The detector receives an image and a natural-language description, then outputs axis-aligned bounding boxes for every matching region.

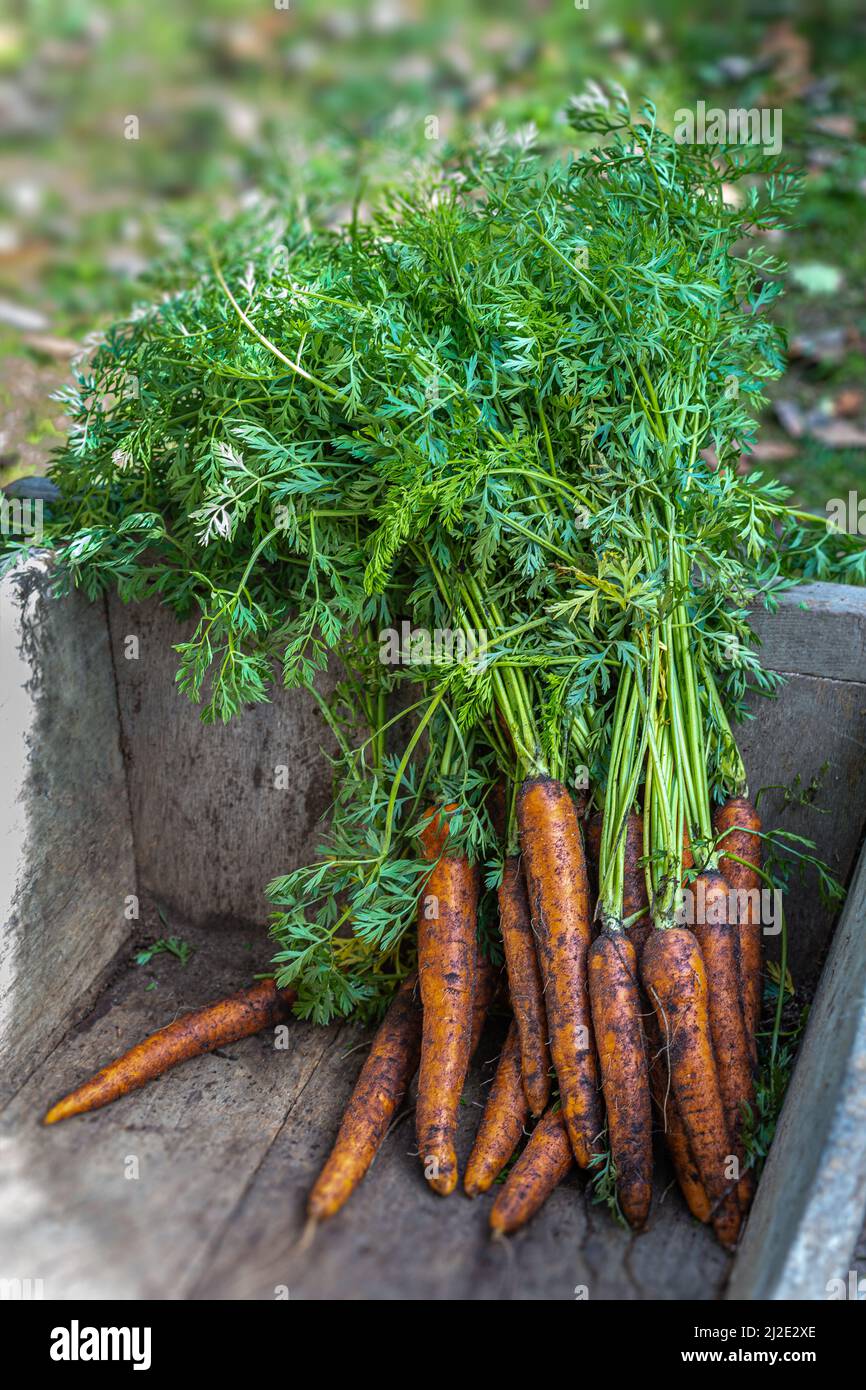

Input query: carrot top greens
[26,91,853,1022]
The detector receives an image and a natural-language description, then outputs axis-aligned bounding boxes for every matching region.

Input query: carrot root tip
[43,1099,76,1126]
[297,1216,319,1254]
[427,1171,458,1197]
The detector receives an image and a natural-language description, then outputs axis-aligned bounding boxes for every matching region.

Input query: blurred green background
[1,0,865,512]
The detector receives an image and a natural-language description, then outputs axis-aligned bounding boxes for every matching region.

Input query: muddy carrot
[714,796,763,1061]
[647,787,707,1229]
[498,856,551,1114]
[422,804,497,1057]
[489,1106,574,1235]
[586,810,602,903]
[416,808,479,1196]
[419,801,459,860]
[464,1020,529,1197]
[517,776,602,1168]
[308,974,422,1221]
[621,812,650,951]
[645,1006,712,1223]
[692,872,756,1211]
[682,827,695,875]
[641,927,741,1249]
[588,930,652,1229]
[587,812,650,955]
[43,979,296,1125]
[470,944,501,1057]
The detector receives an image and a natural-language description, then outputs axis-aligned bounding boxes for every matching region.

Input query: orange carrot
[588,930,652,1229]
[489,1106,574,1235]
[419,800,459,860]
[714,796,763,1062]
[586,811,650,955]
[416,808,479,1196]
[470,944,501,1057]
[464,1020,529,1197]
[682,826,695,875]
[308,974,422,1221]
[498,856,551,1114]
[691,872,756,1211]
[590,815,708,1222]
[43,979,295,1125]
[585,809,602,904]
[421,803,494,1059]
[517,776,602,1168]
[640,928,741,1250]
[645,1007,711,1223]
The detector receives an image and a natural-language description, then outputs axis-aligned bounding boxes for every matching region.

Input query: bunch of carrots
[45,770,763,1248]
[40,97,850,1247]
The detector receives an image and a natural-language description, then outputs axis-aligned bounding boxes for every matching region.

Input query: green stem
[379,685,446,861]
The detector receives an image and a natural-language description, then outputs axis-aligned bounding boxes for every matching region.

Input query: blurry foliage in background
[1,0,865,513]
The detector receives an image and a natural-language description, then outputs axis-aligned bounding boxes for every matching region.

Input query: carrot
[419,801,458,860]
[645,1007,712,1224]
[43,979,296,1125]
[585,809,602,903]
[691,871,756,1211]
[421,803,496,1059]
[416,808,480,1196]
[621,812,650,944]
[640,927,741,1249]
[489,1106,574,1235]
[586,811,650,955]
[487,778,508,843]
[308,973,422,1221]
[588,931,652,1229]
[498,856,551,1114]
[592,815,707,1222]
[714,796,763,1062]
[682,825,695,874]
[470,944,501,1057]
[464,1020,529,1197]
[517,776,602,1168]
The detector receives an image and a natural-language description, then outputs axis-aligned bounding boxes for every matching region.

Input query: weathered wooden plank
[737,672,866,989]
[0,557,136,1106]
[0,903,336,1299]
[727,841,866,1300]
[750,582,866,683]
[106,592,339,930]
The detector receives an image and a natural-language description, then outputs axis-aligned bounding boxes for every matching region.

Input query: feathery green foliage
[27,91,854,1020]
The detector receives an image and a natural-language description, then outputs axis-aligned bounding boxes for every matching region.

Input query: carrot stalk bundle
[640,927,742,1250]
[489,1106,574,1235]
[464,1020,529,1197]
[517,776,602,1168]
[416,811,480,1196]
[498,856,551,1115]
[43,979,296,1125]
[588,931,652,1229]
[691,872,756,1211]
[714,796,763,1062]
[308,973,422,1221]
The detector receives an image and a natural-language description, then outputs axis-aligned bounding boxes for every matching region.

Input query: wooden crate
[1,559,865,1300]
